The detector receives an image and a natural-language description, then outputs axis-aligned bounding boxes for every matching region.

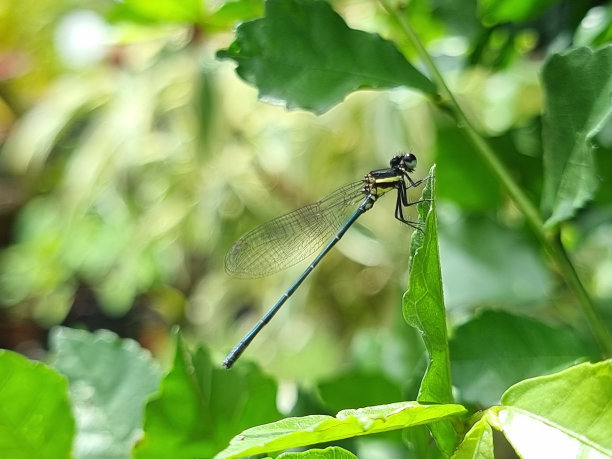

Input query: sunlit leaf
[478,0,560,23]
[134,333,281,459]
[541,45,612,228]
[404,166,452,405]
[450,310,597,406]
[451,417,494,459]
[277,446,357,458]
[109,0,203,24]
[208,0,264,29]
[50,327,162,459]
[0,350,74,459]
[215,401,467,459]
[217,0,435,113]
[498,360,612,458]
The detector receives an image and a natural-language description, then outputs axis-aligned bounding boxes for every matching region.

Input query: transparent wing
[225,180,367,278]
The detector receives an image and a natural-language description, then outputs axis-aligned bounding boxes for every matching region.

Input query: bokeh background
[1,0,611,390]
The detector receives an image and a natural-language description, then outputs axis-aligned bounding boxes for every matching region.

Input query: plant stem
[379,0,612,356]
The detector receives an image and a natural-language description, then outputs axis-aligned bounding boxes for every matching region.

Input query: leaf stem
[379,0,612,356]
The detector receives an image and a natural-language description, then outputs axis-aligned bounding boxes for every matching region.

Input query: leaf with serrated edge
[541,46,612,227]
[215,401,466,458]
[217,0,435,113]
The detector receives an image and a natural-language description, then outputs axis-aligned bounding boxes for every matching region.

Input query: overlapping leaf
[277,446,357,458]
[451,417,494,459]
[450,310,597,406]
[541,45,612,227]
[133,334,281,459]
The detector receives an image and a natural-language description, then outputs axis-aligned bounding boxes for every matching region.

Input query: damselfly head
[390,152,417,173]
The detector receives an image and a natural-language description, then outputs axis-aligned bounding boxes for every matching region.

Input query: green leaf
[109,0,203,24]
[277,446,357,458]
[450,310,598,407]
[498,360,612,458]
[217,0,435,113]
[451,417,494,459]
[404,167,458,455]
[317,370,403,413]
[478,0,560,23]
[215,401,467,459]
[207,0,264,29]
[49,327,162,459]
[404,166,452,405]
[0,349,75,459]
[134,333,281,459]
[541,45,612,228]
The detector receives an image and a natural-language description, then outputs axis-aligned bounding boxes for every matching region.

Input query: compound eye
[403,153,417,170]
[389,155,401,167]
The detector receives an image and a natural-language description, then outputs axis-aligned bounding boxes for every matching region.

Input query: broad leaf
[217,0,435,113]
[450,310,597,406]
[451,417,494,459]
[498,360,612,458]
[134,334,280,459]
[215,401,467,459]
[49,327,162,459]
[541,45,612,227]
[0,350,74,459]
[277,446,357,458]
[404,166,452,405]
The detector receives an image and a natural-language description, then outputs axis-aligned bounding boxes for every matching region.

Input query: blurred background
[1,0,611,390]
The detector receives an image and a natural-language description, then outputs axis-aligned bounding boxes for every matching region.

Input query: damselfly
[223,153,426,368]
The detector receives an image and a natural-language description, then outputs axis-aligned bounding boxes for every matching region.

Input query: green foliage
[450,310,598,407]
[497,360,612,457]
[109,0,204,24]
[217,0,435,113]
[452,417,494,459]
[134,333,281,459]
[404,167,453,405]
[277,446,357,459]
[541,45,612,227]
[49,327,162,458]
[216,401,467,459]
[478,0,560,23]
[0,350,74,459]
